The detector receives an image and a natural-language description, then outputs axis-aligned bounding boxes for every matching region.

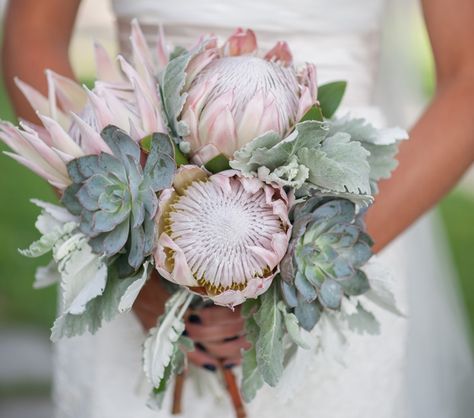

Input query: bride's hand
[184,306,250,371]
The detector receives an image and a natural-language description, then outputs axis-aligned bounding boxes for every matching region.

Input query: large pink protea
[180,28,317,165]
[154,166,292,307]
[0,21,167,189]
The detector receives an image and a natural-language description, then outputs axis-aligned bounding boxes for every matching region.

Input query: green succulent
[280,196,373,331]
[62,125,176,271]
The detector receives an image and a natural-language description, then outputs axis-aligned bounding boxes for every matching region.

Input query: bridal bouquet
[0,23,407,415]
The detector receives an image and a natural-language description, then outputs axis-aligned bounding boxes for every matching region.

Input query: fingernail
[224,363,236,369]
[195,342,207,352]
[223,335,239,342]
[188,314,202,324]
[202,364,216,372]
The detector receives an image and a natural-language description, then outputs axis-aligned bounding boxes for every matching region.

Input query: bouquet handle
[171,366,246,418]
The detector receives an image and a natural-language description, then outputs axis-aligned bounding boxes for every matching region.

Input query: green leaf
[241,316,265,402]
[300,105,324,122]
[140,134,153,153]
[173,144,189,166]
[169,46,188,61]
[277,302,311,349]
[161,45,204,138]
[254,283,284,387]
[317,81,347,119]
[204,154,231,173]
[297,132,371,195]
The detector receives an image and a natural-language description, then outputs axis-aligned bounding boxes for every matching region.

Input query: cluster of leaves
[20,200,152,341]
[61,126,176,273]
[231,81,408,206]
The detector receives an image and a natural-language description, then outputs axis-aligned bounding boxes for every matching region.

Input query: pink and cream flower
[180,28,318,165]
[154,166,292,307]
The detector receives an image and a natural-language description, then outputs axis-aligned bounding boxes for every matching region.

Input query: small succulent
[280,196,373,331]
[62,125,176,271]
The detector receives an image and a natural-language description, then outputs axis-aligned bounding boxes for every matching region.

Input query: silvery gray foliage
[231,117,407,203]
[240,282,311,403]
[230,121,372,202]
[51,263,152,341]
[61,125,176,270]
[327,116,408,193]
[280,196,373,331]
[160,40,210,139]
[143,289,195,409]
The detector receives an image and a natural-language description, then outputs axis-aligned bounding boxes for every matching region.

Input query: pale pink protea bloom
[0,21,167,189]
[154,166,292,307]
[180,28,318,165]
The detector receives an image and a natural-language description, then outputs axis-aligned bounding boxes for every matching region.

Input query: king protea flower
[180,28,318,165]
[0,21,167,189]
[154,166,292,307]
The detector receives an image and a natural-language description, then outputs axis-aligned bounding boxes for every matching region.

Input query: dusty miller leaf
[55,233,108,316]
[241,306,264,402]
[50,265,147,341]
[117,262,151,313]
[254,283,285,387]
[143,289,193,387]
[19,222,77,258]
[297,132,371,195]
[277,301,311,349]
[328,116,408,146]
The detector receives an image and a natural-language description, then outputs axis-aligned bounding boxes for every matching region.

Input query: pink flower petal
[264,41,293,66]
[224,28,258,56]
[94,42,123,83]
[155,233,199,287]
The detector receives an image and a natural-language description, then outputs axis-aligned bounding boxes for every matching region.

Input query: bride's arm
[366,0,474,252]
[2,0,81,121]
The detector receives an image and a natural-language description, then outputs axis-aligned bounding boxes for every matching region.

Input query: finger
[185,320,245,343]
[204,336,251,359]
[187,349,219,372]
[189,305,242,325]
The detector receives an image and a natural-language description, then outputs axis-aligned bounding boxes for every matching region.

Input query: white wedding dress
[53,1,474,417]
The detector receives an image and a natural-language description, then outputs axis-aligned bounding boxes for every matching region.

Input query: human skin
[2,0,474,367]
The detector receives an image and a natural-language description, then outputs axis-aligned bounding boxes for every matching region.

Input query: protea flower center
[167,176,284,292]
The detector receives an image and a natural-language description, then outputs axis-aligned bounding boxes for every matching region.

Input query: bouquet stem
[171,365,246,418]
[220,364,247,418]
[172,372,186,415]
